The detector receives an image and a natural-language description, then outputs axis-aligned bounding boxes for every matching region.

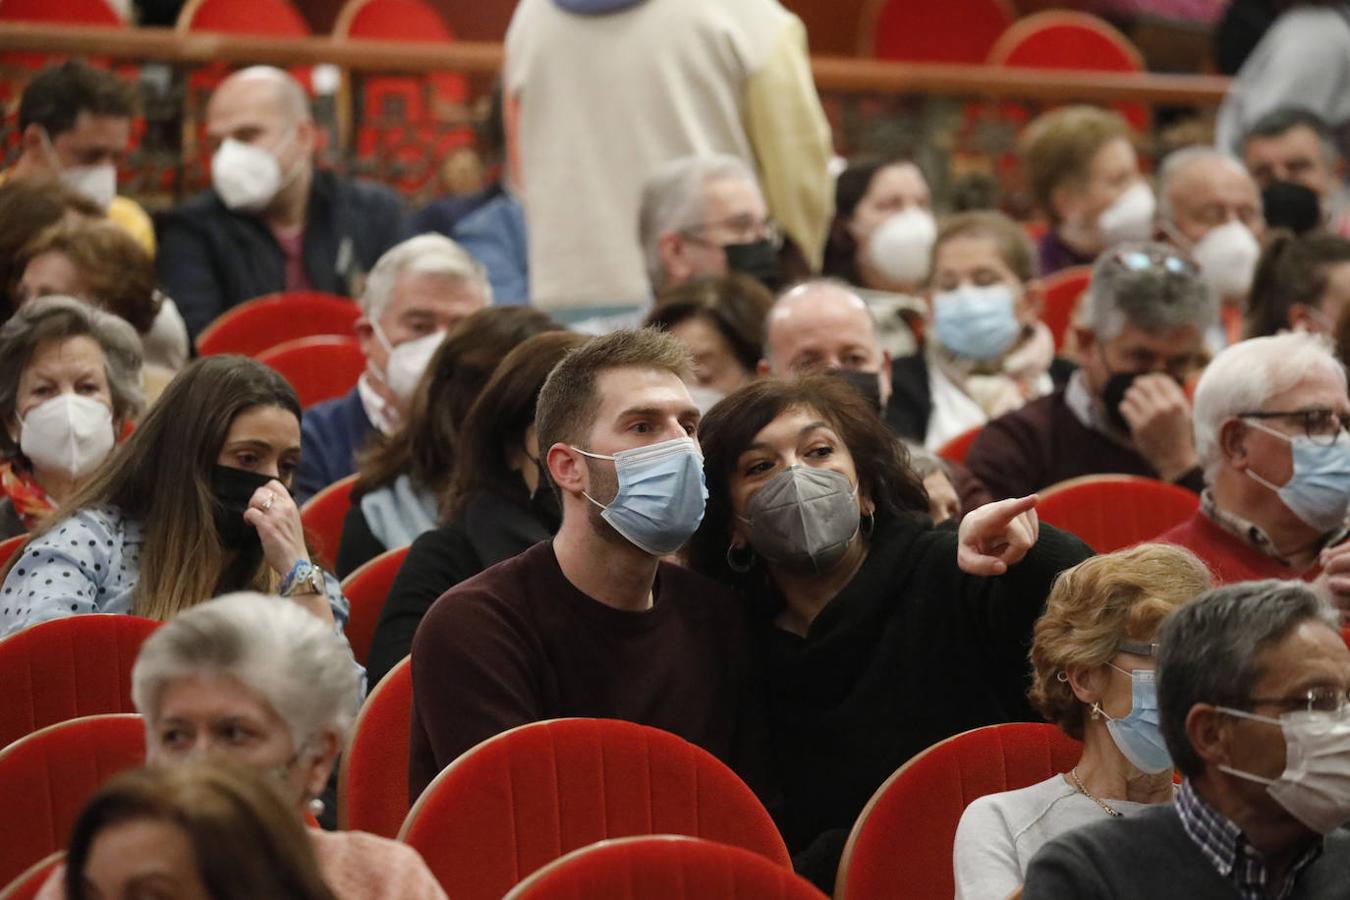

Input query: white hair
[1193,332,1347,482]
[1157,145,1254,226]
[639,154,760,289]
[131,592,362,751]
[360,233,492,320]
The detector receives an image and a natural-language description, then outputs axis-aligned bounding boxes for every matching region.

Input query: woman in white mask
[890,211,1066,451]
[689,375,1093,891]
[952,544,1212,899]
[1020,106,1156,276]
[0,295,143,540]
[823,158,938,357]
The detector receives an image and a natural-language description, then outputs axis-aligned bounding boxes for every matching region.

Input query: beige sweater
[506,0,833,310]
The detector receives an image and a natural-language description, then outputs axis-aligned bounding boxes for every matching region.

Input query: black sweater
[760,514,1091,878]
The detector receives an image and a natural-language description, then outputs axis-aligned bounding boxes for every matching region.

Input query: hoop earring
[860,512,875,539]
[726,543,755,574]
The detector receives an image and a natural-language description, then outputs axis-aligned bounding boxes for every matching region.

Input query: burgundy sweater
[408,540,766,800]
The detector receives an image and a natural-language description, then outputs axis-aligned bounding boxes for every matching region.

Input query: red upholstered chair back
[862,0,1014,63]
[299,473,359,573]
[0,715,146,889]
[338,655,412,837]
[836,722,1081,900]
[505,836,826,900]
[257,335,367,409]
[1037,475,1200,553]
[176,0,309,34]
[0,536,26,571]
[338,545,410,667]
[0,852,63,900]
[936,426,982,465]
[1040,265,1092,353]
[398,718,789,900]
[195,292,359,357]
[0,615,161,752]
[0,0,120,23]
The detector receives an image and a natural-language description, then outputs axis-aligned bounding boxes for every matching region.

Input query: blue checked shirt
[1176,780,1323,900]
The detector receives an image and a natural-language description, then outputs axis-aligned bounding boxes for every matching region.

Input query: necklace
[1069,767,1123,818]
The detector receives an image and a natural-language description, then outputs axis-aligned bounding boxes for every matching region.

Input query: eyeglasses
[680,214,781,248]
[1241,687,1350,715]
[1112,248,1199,278]
[1239,407,1350,446]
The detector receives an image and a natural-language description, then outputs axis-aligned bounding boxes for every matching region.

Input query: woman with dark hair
[365,330,585,685]
[645,273,773,407]
[689,375,1091,888]
[334,306,561,577]
[63,761,339,900]
[0,178,101,324]
[0,355,349,636]
[1244,229,1350,338]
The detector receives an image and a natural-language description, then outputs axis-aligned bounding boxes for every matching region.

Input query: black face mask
[830,367,884,414]
[210,464,273,554]
[1100,368,1185,435]
[1262,180,1323,236]
[723,238,782,292]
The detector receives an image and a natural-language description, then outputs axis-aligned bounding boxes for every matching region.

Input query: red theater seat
[1037,474,1200,553]
[195,292,359,358]
[338,655,412,837]
[338,545,410,668]
[0,615,161,752]
[936,426,983,466]
[257,336,367,409]
[505,836,826,900]
[1041,265,1092,352]
[299,474,359,573]
[0,852,63,900]
[862,0,1014,64]
[0,0,120,24]
[176,0,308,34]
[399,718,789,900]
[836,722,1081,900]
[0,536,26,571]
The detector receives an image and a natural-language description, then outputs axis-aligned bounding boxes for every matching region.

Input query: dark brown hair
[688,375,929,611]
[444,330,586,519]
[822,157,925,285]
[535,328,694,459]
[16,219,160,333]
[19,60,137,137]
[0,178,101,320]
[64,761,337,900]
[353,306,560,499]
[1245,229,1350,338]
[646,273,774,374]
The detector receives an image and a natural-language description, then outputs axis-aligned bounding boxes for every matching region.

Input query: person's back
[506,0,829,309]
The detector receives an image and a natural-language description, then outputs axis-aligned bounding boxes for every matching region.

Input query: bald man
[158,66,408,338]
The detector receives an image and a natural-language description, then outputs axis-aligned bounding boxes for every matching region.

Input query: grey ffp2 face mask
[739,466,860,574]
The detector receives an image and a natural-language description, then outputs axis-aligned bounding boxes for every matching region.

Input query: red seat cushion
[1038,475,1201,553]
[299,474,359,574]
[338,654,412,837]
[338,546,410,668]
[256,335,367,409]
[867,0,1014,64]
[195,292,359,358]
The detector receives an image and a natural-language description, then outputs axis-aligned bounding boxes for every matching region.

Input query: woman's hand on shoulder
[242,480,310,579]
[957,494,1039,576]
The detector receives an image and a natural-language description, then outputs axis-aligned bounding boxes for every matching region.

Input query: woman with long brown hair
[0,354,349,637]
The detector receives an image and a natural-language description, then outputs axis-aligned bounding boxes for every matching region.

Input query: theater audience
[888,211,1066,451]
[506,0,831,309]
[60,762,341,900]
[1023,581,1350,897]
[1159,332,1350,590]
[967,244,1214,501]
[408,330,767,798]
[295,235,491,503]
[953,544,1213,899]
[335,306,560,577]
[366,330,582,685]
[645,274,774,410]
[158,66,406,338]
[1245,231,1350,339]
[1019,106,1155,276]
[1157,146,1265,346]
[0,356,349,637]
[1239,108,1350,235]
[0,179,101,323]
[15,219,189,376]
[37,592,447,899]
[689,374,1092,889]
[3,61,154,255]
[0,297,144,541]
[639,155,781,296]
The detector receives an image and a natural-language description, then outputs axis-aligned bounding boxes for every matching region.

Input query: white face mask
[1189,220,1261,300]
[19,393,115,479]
[211,133,294,213]
[1097,181,1156,247]
[372,324,445,406]
[1217,705,1350,835]
[39,127,118,211]
[865,207,937,287]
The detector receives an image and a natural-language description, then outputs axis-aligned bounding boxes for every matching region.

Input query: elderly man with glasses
[1159,332,1350,606]
[967,242,1217,500]
[1024,580,1350,898]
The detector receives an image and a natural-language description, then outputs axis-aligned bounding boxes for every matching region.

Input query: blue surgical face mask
[1100,665,1173,774]
[1244,422,1350,534]
[931,283,1022,361]
[572,436,707,556]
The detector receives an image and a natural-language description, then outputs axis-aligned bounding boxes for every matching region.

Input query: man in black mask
[639,154,782,296]
[967,243,1216,500]
[1242,107,1350,236]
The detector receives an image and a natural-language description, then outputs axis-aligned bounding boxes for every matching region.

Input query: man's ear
[20,124,49,162]
[1218,417,1250,472]
[353,316,375,355]
[1073,326,1098,355]
[1186,703,1234,769]
[546,442,585,495]
[657,232,689,288]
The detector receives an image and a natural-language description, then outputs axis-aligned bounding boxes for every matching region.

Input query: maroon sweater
[966,390,1205,500]
[408,540,766,800]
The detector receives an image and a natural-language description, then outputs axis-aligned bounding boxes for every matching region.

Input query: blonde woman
[952,544,1213,899]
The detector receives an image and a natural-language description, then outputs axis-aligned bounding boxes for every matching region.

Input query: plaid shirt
[1175,780,1324,900]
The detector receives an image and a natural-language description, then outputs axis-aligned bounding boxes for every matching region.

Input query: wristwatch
[281,560,325,597]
